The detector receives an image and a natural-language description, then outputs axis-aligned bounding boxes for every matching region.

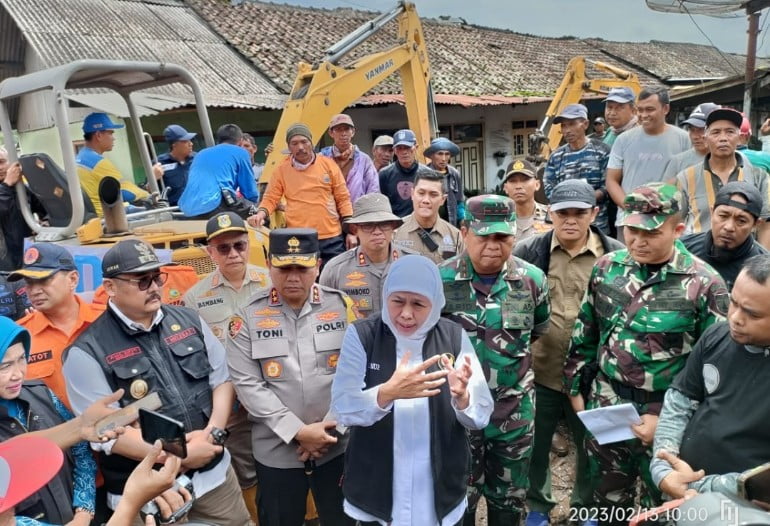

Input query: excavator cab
[0,60,269,290]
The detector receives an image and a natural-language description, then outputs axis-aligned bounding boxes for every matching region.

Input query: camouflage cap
[621,182,682,231]
[465,194,516,236]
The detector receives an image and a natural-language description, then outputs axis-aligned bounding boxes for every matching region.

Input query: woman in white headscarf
[331,254,492,526]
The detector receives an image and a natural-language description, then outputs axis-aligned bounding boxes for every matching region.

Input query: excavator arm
[259,1,437,184]
[528,56,642,163]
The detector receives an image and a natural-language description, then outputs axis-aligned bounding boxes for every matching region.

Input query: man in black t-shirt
[378,129,429,217]
[650,254,770,499]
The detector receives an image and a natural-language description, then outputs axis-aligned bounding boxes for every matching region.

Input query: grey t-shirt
[662,148,705,182]
[609,124,690,191]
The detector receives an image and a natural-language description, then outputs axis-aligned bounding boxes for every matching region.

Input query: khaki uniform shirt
[513,202,552,244]
[392,213,464,265]
[319,244,412,317]
[182,264,269,343]
[226,284,357,468]
[532,232,604,391]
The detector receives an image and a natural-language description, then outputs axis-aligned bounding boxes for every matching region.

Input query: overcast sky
[274,0,769,56]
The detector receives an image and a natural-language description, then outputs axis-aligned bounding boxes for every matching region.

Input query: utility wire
[678,0,742,76]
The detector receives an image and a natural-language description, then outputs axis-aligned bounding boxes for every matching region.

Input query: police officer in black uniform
[63,239,250,525]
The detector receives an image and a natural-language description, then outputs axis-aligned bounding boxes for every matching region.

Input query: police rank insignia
[130,379,149,399]
[287,237,301,253]
[264,360,283,378]
[229,316,244,339]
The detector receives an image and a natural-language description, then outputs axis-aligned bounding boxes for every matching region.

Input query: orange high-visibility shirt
[18,295,106,409]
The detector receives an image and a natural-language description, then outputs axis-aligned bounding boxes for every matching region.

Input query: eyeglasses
[357,223,395,233]
[112,272,168,291]
[211,241,248,255]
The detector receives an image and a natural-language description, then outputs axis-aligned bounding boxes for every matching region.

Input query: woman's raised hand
[446,355,472,410]
[376,352,448,408]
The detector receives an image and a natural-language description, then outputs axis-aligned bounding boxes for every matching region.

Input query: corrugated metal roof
[0,0,286,110]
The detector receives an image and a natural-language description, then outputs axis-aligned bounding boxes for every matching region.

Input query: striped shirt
[675,153,770,234]
[544,139,610,233]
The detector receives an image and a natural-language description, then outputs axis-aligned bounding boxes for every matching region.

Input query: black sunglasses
[211,241,248,255]
[112,272,168,291]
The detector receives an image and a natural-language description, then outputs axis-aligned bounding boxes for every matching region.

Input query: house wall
[343,101,550,192]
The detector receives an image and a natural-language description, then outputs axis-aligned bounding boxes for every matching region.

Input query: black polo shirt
[674,322,770,475]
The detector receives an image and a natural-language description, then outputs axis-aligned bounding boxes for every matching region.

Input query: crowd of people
[1,86,770,526]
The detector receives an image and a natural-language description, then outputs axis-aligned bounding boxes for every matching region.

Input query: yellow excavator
[259,0,437,187]
[528,56,642,163]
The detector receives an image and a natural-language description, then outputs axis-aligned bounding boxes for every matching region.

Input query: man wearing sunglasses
[183,211,268,520]
[63,239,250,525]
[320,194,411,319]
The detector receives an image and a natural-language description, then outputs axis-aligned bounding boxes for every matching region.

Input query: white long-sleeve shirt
[331,324,493,526]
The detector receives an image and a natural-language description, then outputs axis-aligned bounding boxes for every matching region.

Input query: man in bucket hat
[425,137,465,227]
[439,194,550,526]
[320,193,413,317]
[564,182,728,521]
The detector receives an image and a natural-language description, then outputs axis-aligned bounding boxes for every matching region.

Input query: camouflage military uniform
[438,195,550,520]
[564,183,728,515]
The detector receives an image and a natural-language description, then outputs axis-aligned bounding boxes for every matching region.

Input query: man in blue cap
[544,103,611,234]
[152,125,197,207]
[425,137,465,227]
[378,129,429,217]
[601,87,638,147]
[76,112,150,216]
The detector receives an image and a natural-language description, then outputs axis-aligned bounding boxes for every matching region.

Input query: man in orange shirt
[9,243,105,408]
[248,122,354,265]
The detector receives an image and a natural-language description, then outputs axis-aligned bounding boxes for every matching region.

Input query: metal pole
[744,9,761,121]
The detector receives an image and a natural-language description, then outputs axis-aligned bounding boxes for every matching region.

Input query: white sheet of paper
[577,403,643,445]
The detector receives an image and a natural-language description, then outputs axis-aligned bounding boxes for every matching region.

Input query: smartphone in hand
[139,408,187,459]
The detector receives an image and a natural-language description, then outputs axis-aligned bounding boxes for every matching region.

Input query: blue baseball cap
[7,243,77,282]
[82,113,124,133]
[554,104,588,124]
[164,124,196,144]
[603,87,635,104]
[393,129,417,147]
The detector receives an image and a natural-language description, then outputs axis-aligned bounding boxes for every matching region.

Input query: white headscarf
[381,255,446,344]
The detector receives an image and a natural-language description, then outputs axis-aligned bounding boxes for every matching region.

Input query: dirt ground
[474,434,578,526]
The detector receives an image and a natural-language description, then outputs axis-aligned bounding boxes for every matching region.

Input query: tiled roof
[187,0,746,101]
[0,0,285,109]
[585,39,747,80]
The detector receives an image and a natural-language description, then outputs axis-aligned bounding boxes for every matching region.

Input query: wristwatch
[210,427,229,446]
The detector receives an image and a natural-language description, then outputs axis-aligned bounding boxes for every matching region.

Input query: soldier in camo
[439,194,550,526]
[564,182,728,524]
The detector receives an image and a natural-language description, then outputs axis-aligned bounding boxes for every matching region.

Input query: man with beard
[681,182,767,290]
[319,114,379,204]
[651,255,770,500]
[249,123,354,264]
